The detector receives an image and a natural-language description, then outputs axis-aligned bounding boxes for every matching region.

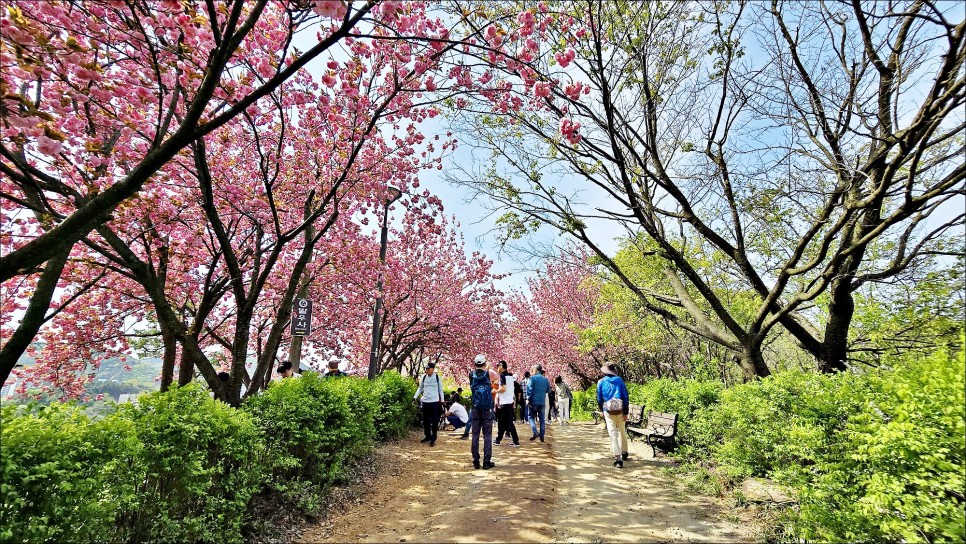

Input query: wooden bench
[627,409,678,456]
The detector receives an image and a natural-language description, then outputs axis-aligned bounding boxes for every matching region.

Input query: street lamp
[367,186,403,380]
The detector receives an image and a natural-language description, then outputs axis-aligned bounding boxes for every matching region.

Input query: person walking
[526,365,551,442]
[494,361,520,447]
[596,362,630,468]
[413,362,445,447]
[555,375,573,425]
[468,354,500,469]
[520,371,531,423]
[548,382,558,424]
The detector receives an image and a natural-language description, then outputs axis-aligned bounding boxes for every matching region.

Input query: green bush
[793,346,966,542]
[0,403,140,544]
[371,371,418,439]
[570,388,598,421]
[606,349,965,542]
[1,372,418,543]
[242,372,375,507]
[630,379,723,457]
[113,383,263,544]
[708,371,871,484]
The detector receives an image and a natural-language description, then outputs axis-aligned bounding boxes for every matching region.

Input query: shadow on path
[551,422,755,543]
[301,424,556,543]
[301,420,757,543]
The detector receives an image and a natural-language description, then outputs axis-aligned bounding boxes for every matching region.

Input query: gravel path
[299,420,757,543]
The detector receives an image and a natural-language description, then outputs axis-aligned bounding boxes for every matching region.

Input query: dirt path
[300,421,756,543]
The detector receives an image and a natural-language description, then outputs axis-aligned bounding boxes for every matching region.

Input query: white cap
[474,353,486,365]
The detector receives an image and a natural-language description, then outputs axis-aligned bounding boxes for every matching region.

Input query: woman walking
[554,376,572,425]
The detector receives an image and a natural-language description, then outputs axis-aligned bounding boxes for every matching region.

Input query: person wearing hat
[413,362,445,446]
[468,354,500,469]
[324,359,345,378]
[596,362,630,468]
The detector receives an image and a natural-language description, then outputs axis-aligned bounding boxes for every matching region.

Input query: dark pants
[519,399,528,422]
[461,408,473,437]
[471,408,495,464]
[447,414,467,429]
[529,404,546,439]
[496,404,519,444]
[422,401,442,441]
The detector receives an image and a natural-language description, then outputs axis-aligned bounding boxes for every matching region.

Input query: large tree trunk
[819,274,857,373]
[178,348,197,386]
[158,321,178,392]
[0,246,70,384]
[738,344,771,381]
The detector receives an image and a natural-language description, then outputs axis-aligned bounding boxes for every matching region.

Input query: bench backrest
[646,411,678,434]
[628,404,644,423]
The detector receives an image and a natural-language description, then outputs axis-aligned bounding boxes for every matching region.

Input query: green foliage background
[577,344,965,542]
[0,372,417,544]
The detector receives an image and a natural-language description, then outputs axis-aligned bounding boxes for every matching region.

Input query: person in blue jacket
[596,362,630,468]
[526,364,551,442]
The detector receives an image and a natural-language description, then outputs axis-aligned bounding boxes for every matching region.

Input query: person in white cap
[468,354,500,469]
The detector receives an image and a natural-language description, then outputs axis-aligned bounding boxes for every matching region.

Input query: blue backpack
[469,370,493,411]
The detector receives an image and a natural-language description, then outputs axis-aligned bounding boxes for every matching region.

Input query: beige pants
[603,411,628,459]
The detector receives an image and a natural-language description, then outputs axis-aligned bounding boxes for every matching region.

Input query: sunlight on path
[551,422,754,543]
[301,421,756,543]
[300,426,556,543]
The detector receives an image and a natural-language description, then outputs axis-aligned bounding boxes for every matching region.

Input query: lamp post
[368,186,403,380]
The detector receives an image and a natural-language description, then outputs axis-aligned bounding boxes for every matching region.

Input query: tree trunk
[178,348,197,386]
[819,275,854,373]
[0,246,71,384]
[158,321,177,392]
[738,344,771,380]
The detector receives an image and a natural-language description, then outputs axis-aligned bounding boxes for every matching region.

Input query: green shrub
[0,372,419,542]
[709,370,871,485]
[630,379,723,456]
[570,388,598,421]
[328,376,379,461]
[0,403,140,544]
[242,373,375,507]
[793,346,966,542]
[113,384,263,544]
[371,371,418,439]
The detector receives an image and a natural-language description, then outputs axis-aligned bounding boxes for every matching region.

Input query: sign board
[291,298,312,337]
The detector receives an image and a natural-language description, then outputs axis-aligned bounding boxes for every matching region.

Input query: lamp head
[387,186,403,204]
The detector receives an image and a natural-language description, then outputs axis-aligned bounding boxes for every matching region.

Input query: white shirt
[414,372,444,403]
[498,373,515,405]
[448,402,469,423]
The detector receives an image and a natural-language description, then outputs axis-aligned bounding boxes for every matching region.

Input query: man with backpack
[468,354,500,469]
[413,362,445,447]
[596,362,630,468]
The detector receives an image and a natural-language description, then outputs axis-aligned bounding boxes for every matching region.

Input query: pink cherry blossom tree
[501,246,602,389]
[0,0,475,391]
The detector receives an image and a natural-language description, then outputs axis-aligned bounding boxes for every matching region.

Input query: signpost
[291,298,312,337]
